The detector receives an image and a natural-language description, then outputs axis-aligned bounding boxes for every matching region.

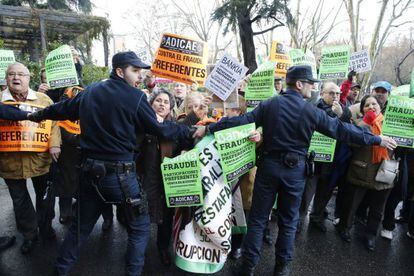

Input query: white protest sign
[136,47,152,64]
[349,49,371,73]
[205,53,248,101]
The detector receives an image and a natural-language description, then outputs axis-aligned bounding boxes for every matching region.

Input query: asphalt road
[0,180,413,276]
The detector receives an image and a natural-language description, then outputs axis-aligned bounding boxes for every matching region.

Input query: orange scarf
[370,113,389,164]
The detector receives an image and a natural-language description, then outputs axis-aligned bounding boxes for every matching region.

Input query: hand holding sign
[248,130,261,143]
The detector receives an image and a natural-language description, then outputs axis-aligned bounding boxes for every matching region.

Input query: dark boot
[232,260,255,276]
[273,260,290,276]
[365,236,376,251]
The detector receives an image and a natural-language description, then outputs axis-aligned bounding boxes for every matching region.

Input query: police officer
[193,65,397,276]
[0,102,29,251]
[28,51,190,276]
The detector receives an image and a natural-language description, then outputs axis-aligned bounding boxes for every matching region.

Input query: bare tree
[344,0,414,91]
[395,31,414,84]
[284,0,343,51]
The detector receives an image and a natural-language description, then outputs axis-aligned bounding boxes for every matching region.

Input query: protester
[300,82,352,232]
[172,82,188,117]
[371,81,392,112]
[137,88,178,267]
[274,77,284,95]
[28,51,191,276]
[346,83,361,107]
[339,70,356,105]
[0,62,61,254]
[193,65,397,276]
[0,100,32,252]
[337,95,395,251]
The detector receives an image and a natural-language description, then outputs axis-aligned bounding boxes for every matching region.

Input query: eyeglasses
[326,91,341,97]
[7,72,30,78]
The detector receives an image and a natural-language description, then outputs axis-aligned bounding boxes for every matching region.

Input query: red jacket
[340,79,352,105]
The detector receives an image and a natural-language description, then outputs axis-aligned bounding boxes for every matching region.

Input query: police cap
[285,65,319,84]
[112,51,151,69]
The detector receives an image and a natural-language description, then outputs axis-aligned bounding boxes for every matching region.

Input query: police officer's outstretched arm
[193,100,266,138]
[136,94,190,140]
[315,108,397,150]
[0,103,29,120]
[28,92,82,122]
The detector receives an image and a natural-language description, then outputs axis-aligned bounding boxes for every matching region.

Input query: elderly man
[0,62,61,254]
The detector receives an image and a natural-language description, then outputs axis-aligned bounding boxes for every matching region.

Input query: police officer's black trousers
[242,156,306,267]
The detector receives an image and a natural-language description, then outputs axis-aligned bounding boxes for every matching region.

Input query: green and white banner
[161,149,203,207]
[245,61,276,112]
[174,135,247,274]
[308,131,337,162]
[215,123,256,184]
[0,50,15,86]
[289,48,317,79]
[392,85,410,98]
[382,96,414,148]
[45,45,79,89]
[318,45,350,80]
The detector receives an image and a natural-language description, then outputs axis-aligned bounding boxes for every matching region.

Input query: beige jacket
[0,88,61,179]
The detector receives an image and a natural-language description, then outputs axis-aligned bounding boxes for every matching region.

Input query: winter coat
[0,88,61,179]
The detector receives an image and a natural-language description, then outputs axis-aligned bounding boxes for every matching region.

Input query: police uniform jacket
[207,89,381,156]
[34,72,190,161]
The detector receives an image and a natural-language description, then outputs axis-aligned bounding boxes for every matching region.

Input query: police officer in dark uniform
[193,65,397,276]
[0,103,29,251]
[28,51,191,276]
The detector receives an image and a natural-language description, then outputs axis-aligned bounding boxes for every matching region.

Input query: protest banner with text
[45,45,79,89]
[308,131,337,162]
[0,50,15,86]
[270,41,291,78]
[152,33,208,85]
[348,49,371,73]
[288,48,317,79]
[319,45,351,80]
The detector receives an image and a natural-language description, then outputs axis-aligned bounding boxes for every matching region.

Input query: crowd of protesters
[0,48,413,276]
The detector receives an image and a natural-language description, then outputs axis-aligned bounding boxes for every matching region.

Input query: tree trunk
[238,15,257,73]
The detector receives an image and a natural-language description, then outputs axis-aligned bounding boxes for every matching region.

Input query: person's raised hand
[332,101,343,117]
[38,83,50,94]
[192,125,206,139]
[248,130,261,143]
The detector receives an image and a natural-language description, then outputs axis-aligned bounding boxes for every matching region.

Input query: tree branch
[253,23,284,36]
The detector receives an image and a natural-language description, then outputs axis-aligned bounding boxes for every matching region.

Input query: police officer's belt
[103,161,135,174]
[265,151,306,160]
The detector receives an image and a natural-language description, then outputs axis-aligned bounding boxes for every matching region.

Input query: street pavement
[0,180,413,276]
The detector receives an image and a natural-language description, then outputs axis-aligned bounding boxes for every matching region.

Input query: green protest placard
[382,96,414,148]
[0,50,15,86]
[318,45,350,80]
[161,149,203,207]
[392,85,410,97]
[215,123,256,184]
[308,131,337,162]
[245,61,276,112]
[289,48,317,79]
[45,45,79,89]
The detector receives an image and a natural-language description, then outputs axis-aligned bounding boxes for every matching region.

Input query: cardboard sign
[174,135,247,274]
[289,48,317,79]
[349,49,371,73]
[382,96,414,148]
[45,45,79,89]
[215,123,256,184]
[136,47,152,65]
[161,149,203,207]
[0,102,51,152]
[319,45,351,80]
[151,33,208,85]
[245,61,276,111]
[308,131,337,162]
[205,53,248,101]
[0,50,15,86]
[270,41,291,78]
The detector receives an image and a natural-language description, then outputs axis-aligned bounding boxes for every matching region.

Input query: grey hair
[6,62,29,74]
[148,88,176,111]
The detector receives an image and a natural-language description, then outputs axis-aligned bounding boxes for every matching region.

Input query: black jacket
[0,103,28,120]
[34,72,190,161]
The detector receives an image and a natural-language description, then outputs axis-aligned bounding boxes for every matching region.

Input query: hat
[372,81,392,93]
[286,65,319,84]
[112,51,151,69]
[351,83,361,89]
